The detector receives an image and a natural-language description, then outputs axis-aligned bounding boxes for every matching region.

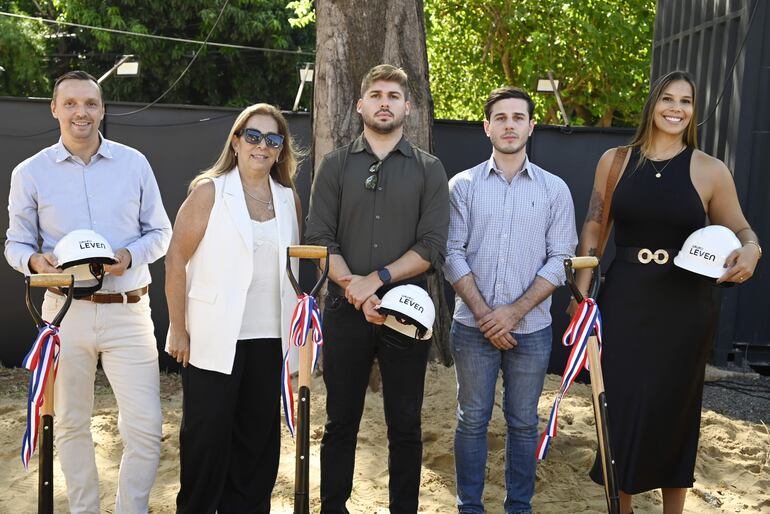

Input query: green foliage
[1,0,314,109]
[286,0,314,28]
[425,0,656,126]
[0,2,51,96]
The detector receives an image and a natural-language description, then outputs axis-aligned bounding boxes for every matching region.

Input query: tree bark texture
[313,0,453,366]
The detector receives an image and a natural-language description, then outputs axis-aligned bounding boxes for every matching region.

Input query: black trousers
[319,295,431,514]
[176,339,282,514]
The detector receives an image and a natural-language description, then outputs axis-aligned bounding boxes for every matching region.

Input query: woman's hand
[167,327,191,367]
[717,244,761,284]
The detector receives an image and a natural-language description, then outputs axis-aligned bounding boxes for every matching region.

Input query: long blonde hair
[189,103,302,192]
[629,71,699,169]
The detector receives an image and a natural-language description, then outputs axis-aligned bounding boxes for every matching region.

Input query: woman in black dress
[575,70,761,514]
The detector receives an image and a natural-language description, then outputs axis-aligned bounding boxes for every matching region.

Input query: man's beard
[363,110,405,134]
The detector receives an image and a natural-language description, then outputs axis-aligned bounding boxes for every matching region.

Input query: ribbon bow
[536,298,602,460]
[281,293,324,437]
[21,323,61,469]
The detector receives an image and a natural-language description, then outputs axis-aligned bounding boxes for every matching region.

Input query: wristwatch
[377,267,392,285]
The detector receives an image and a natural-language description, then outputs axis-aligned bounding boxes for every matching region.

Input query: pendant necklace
[649,146,686,179]
[242,186,273,211]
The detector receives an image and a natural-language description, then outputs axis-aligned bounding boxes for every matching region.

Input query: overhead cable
[0,10,314,56]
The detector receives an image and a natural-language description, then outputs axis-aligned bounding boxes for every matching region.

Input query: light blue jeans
[451,321,552,514]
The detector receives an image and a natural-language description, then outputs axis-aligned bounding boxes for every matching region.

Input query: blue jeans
[451,321,552,514]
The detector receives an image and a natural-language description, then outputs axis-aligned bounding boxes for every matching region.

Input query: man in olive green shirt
[305,64,449,514]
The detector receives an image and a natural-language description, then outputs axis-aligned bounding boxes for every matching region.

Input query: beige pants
[42,291,161,514]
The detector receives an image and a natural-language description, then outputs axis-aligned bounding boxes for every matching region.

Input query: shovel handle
[566,256,599,270]
[28,274,74,288]
[288,245,328,259]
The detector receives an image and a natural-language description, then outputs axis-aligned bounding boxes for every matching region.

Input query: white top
[239,217,281,339]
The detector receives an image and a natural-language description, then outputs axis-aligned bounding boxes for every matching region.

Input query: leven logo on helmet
[79,240,107,250]
[377,285,435,341]
[53,229,117,298]
[397,294,425,313]
[688,245,716,262]
[674,226,741,278]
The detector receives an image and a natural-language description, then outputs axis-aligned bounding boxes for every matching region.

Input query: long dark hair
[629,70,699,168]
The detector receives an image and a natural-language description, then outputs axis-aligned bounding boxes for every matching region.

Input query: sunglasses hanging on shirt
[237,128,284,148]
[365,160,383,190]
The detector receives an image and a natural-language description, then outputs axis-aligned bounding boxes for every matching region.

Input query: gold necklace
[648,146,686,179]
[242,186,273,211]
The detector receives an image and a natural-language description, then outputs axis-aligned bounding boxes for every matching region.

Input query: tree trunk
[313,0,453,366]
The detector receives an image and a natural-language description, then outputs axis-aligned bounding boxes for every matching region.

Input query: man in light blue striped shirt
[5,71,171,514]
[444,87,577,514]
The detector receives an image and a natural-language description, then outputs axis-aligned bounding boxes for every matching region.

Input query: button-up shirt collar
[350,133,414,159]
[485,154,534,181]
[54,134,113,164]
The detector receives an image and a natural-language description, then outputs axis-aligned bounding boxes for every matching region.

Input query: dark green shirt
[306,134,449,284]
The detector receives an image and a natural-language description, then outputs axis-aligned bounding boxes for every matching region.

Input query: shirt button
[377,187,382,191]
[502,233,507,238]
[375,215,381,220]
[373,243,379,248]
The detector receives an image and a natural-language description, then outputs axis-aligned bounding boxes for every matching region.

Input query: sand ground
[1,364,768,513]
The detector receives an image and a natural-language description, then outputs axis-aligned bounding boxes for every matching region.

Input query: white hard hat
[673,225,741,278]
[53,229,117,296]
[377,285,435,340]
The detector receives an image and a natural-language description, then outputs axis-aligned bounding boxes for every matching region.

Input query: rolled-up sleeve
[5,163,40,276]
[124,157,172,267]
[443,172,473,284]
[537,180,578,286]
[410,158,449,271]
[305,153,343,255]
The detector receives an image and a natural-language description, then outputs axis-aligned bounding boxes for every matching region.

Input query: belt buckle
[653,249,669,264]
[637,248,669,264]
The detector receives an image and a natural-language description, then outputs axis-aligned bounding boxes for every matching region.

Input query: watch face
[378,268,391,284]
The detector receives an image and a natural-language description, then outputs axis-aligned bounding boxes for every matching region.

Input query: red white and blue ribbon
[536,298,602,460]
[281,293,323,438]
[21,323,61,469]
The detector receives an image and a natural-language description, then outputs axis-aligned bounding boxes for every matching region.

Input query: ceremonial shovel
[285,245,329,514]
[564,256,620,514]
[24,273,74,514]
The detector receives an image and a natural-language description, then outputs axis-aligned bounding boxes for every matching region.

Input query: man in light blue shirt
[5,70,171,514]
[444,86,577,514]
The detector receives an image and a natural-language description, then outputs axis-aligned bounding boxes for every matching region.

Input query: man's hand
[166,327,191,367]
[104,248,132,277]
[29,252,60,274]
[489,332,517,350]
[342,272,382,310]
[363,295,387,325]
[479,304,525,341]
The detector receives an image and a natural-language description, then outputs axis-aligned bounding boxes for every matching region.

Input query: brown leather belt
[47,286,149,304]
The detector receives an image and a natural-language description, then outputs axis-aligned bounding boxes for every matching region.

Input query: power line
[106,0,231,117]
[0,10,314,57]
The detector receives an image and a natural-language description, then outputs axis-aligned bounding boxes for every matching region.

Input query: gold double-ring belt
[637,248,670,264]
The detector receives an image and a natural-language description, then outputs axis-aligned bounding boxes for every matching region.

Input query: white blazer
[175,167,299,374]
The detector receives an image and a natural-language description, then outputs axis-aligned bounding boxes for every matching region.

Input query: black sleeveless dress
[589,147,718,494]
